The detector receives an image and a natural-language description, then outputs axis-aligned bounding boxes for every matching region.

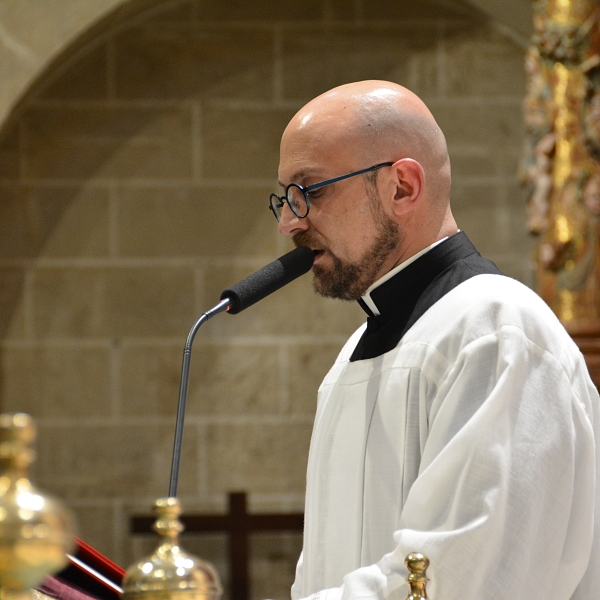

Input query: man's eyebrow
[277,170,315,188]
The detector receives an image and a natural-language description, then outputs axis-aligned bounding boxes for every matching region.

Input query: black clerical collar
[351,231,503,361]
[360,236,449,317]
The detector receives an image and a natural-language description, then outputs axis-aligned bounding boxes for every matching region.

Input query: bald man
[270,81,600,600]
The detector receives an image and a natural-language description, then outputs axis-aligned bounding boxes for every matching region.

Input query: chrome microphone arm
[168,297,231,498]
[166,246,314,498]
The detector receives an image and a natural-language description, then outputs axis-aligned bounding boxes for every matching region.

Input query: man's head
[275,80,456,300]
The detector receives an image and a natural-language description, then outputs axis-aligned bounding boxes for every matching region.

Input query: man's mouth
[293,234,326,262]
[312,248,326,263]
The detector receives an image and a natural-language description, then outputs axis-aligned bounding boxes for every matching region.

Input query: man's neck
[361,236,451,316]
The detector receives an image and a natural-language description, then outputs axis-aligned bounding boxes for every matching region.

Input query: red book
[38,538,125,600]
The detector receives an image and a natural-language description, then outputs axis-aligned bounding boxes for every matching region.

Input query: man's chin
[312,264,364,301]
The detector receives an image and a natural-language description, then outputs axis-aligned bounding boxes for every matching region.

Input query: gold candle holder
[0,413,76,600]
[405,553,429,600]
[122,498,222,600]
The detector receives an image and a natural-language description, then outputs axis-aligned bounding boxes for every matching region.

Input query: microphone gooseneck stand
[168,297,231,498]
[168,246,315,498]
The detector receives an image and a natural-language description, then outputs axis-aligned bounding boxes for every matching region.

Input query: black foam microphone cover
[220,246,315,314]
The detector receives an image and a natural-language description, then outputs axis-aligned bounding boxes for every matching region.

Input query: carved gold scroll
[521,0,600,328]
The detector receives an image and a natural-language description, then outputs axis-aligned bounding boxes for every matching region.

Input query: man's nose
[278,202,309,236]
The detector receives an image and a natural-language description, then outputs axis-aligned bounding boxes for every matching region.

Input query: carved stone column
[522,0,600,383]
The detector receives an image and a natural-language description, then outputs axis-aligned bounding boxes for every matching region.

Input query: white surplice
[292,274,600,600]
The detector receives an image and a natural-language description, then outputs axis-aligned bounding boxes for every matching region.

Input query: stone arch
[0,0,172,132]
[0,0,532,135]
[0,0,530,572]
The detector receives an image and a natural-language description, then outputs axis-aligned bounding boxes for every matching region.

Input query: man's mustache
[293,232,325,252]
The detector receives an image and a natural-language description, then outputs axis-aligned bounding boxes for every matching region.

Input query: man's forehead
[278,121,357,184]
[277,160,328,186]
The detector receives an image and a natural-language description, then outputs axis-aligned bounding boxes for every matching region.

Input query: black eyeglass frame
[269,161,394,222]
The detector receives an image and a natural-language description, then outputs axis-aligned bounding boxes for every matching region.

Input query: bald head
[282,80,452,207]
[276,81,457,295]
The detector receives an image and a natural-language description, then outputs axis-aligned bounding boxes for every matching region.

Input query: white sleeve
[296,325,598,600]
[291,551,304,600]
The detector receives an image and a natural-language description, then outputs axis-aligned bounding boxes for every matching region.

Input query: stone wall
[0,0,529,597]
[0,0,130,127]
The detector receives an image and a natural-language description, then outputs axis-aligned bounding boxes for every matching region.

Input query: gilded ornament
[0,413,76,600]
[122,498,222,600]
[522,0,600,323]
[405,553,429,600]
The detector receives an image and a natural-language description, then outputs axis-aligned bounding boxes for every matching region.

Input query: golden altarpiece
[522,0,600,384]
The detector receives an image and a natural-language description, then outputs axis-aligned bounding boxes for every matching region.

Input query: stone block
[444,27,526,98]
[350,0,478,21]
[452,205,496,256]
[0,125,20,178]
[498,147,523,179]
[0,268,26,339]
[143,1,198,23]
[70,505,116,562]
[103,267,196,337]
[32,268,107,338]
[450,181,498,210]
[0,186,109,259]
[407,49,444,101]
[449,151,497,179]
[23,107,192,179]
[189,343,281,416]
[39,43,108,100]
[117,186,278,257]
[281,26,441,102]
[35,423,199,500]
[203,264,365,338]
[493,255,535,287]
[120,343,280,417]
[251,533,303,600]
[32,266,195,338]
[202,107,296,180]
[193,0,323,21]
[114,26,273,100]
[502,178,529,208]
[433,103,524,149]
[0,57,35,142]
[120,344,181,418]
[287,343,342,416]
[41,187,111,257]
[206,422,312,494]
[449,179,532,283]
[0,1,121,72]
[495,191,532,252]
[0,346,111,418]
[504,216,532,278]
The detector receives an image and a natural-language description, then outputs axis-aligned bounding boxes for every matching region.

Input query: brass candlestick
[0,413,76,600]
[122,498,222,600]
[405,553,429,600]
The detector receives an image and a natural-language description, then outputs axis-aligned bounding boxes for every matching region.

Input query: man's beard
[293,191,401,301]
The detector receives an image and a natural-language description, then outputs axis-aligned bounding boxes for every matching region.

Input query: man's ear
[389,158,425,216]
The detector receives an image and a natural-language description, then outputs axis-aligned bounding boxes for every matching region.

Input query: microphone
[220,245,315,314]
[168,246,315,497]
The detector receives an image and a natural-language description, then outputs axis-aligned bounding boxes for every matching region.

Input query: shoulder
[334,322,367,364]
[403,274,580,366]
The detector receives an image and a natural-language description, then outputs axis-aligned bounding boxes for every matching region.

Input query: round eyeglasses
[269,162,394,222]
